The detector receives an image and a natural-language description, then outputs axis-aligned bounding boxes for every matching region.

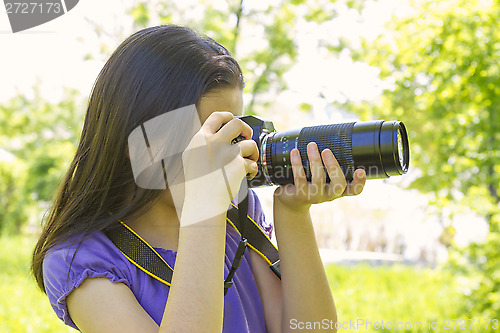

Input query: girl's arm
[159,214,228,332]
[252,142,366,333]
[161,112,255,332]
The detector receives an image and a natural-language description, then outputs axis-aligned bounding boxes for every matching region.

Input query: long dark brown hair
[32,25,244,292]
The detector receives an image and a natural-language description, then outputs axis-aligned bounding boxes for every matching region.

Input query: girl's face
[197,87,244,124]
[155,87,244,215]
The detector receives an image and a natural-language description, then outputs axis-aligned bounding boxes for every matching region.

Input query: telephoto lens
[235,116,409,188]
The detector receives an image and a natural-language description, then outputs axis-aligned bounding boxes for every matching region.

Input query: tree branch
[232,0,244,55]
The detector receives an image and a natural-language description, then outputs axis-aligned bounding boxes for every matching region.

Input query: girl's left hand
[274,142,366,213]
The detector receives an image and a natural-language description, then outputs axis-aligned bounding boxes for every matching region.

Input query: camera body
[234,115,278,188]
[236,115,409,188]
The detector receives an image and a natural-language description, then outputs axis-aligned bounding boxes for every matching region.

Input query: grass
[325,264,463,332]
[0,234,481,332]
[0,235,73,333]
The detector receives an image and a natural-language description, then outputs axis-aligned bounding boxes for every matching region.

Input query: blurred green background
[0,0,498,331]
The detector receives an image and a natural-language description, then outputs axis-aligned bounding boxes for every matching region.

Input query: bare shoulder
[67,277,159,332]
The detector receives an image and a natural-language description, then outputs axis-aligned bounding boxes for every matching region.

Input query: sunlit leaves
[129,3,150,28]
[0,89,84,233]
[345,0,500,321]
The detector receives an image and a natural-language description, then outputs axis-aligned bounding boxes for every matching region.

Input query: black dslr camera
[235,115,409,188]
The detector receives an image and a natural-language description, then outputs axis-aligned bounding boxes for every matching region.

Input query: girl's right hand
[179,112,259,226]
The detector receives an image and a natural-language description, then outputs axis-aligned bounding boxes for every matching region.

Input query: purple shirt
[43,189,273,332]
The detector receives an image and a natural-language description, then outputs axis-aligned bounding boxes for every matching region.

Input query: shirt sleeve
[42,233,132,330]
[247,189,273,239]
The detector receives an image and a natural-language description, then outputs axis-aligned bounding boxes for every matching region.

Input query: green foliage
[327,264,458,332]
[448,214,500,322]
[327,263,498,332]
[127,0,304,114]
[344,0,500,322]
[349,0,499,209]
[125,0,372,115]
[129,3,150,28]
[0,89,84,234]
[0,160,29,234]
[0,235,73,332]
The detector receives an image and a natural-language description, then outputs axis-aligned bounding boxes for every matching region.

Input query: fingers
[290,145,364,202]
[240,139,259,180]
[278,144,365,209]
[202,111,235,133]
[343,169,366,196]
[321,148,347,199]
[243,158,259,180]
[291,148,307,191]
[214,117,253,143]
[238,139,259,162]
[308,143,326,196]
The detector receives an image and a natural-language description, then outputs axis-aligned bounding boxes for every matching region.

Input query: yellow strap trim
[118,220,174,286]
[229,202,278,252]
[226,204,278,264]
[119,250,171,286]
[112,203,275,285]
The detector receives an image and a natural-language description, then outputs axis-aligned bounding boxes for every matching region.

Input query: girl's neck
[125,195,181,252]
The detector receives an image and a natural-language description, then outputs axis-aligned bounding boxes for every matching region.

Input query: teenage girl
[32,25,366,333]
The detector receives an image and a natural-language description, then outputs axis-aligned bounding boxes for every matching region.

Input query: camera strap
[104,193,281,294]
